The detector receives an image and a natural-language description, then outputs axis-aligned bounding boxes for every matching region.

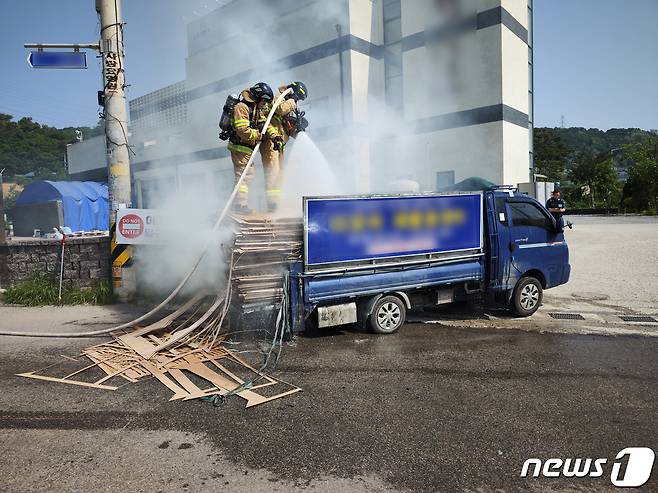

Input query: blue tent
[16,181,109,232]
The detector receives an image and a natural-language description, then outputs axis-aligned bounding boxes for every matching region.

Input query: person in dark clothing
[546,189,566,222]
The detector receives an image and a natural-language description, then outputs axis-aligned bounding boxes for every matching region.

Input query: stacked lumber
[230,215,303,313]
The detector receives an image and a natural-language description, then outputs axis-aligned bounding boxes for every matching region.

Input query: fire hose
[0,88,294,338]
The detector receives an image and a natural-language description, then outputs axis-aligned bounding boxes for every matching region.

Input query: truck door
[506,199,565,287]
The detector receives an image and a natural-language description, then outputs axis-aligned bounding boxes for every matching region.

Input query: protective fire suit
[258,86,299,210]
[228,89,264,208]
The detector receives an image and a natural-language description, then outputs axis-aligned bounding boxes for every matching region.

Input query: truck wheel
[512,276,543,317]
[369,296,406,334]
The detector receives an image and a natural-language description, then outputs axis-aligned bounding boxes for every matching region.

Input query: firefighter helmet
[289,81,308,101]
[249,82,274,102]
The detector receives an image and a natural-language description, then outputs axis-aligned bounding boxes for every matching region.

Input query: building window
[436,171,455,190]
[383,0,403,112]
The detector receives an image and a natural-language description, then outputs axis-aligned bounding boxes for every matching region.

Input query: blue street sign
[27,51,87,69]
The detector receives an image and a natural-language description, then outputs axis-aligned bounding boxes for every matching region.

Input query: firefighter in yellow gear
[227,82,274,213]
[258,81,308,212]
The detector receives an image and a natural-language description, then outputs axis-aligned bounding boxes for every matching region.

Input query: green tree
[533,127,658,210]
[2,185,22,211]
[622,135,658,213]
[533,128,572,181]
[550,127,651,157]
[569,154,621,208]
[0,113,101,180]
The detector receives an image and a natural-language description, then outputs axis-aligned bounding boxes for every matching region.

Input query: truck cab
[486,190,570,316]
[289,189,570,334]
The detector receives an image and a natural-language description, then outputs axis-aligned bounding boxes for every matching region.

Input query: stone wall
[0,236,110,289]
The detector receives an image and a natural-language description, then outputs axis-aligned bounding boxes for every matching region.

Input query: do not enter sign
[118,213,144,240]
[115,209,161,244]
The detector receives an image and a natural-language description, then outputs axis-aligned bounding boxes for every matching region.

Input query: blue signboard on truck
[304,193,482,267]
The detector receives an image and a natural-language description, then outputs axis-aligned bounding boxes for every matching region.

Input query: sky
[533,0,658,130]
[0,0,189,128]
[0,0,656,130]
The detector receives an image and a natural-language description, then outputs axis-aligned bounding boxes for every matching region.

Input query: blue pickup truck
[288,188,570,334]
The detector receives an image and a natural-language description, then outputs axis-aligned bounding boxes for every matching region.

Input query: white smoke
[132,185,231,297]
[128,0,477,294]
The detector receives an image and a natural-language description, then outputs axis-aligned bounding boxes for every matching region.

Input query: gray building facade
[68,0,534,209]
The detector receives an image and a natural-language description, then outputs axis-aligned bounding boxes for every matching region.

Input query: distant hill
[0,113,102,180]
[537,127,655,159]
[533,127,658,212]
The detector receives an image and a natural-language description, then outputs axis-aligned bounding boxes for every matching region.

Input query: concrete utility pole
[0,169,6,244]
[96,0,134,299]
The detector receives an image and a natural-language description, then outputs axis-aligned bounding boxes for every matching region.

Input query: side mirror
[554,217,573,232]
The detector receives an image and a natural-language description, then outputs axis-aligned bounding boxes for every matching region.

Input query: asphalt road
[1,321,656,493]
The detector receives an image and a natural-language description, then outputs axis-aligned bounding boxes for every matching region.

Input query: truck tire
[512,276,543,317]
[369,295,406,334]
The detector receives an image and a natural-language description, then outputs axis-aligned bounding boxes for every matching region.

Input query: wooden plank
[145,294,225,357]
[159,348,203,369]
[117,334,158,360]
[227,352,278,384]
[245,387,302,408]
[180,363,267,407]
[147,335,164,344]
[94,362,140,385]
[171,363,225,401]
[62,361,102,380]
[16,372,119,391]
[140,361,189,401]
[248,380,279,391]
[167,369,207,396]
[127,293,206,338]
[86,349,146,381]
[85,353,138,383]
[60,350,133,380]
[209,359,244,384]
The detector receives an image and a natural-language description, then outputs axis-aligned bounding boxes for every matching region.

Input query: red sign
[118,213,144,239]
